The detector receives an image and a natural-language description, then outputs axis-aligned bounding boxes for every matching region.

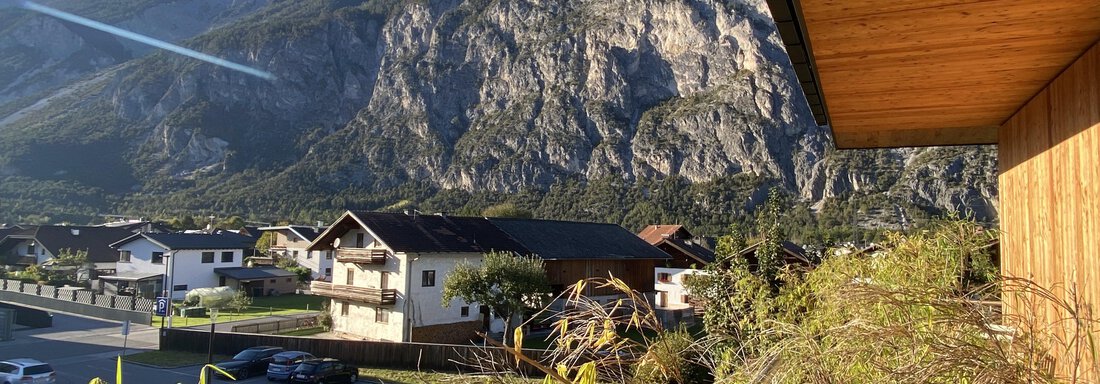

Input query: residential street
[0,311,282,383]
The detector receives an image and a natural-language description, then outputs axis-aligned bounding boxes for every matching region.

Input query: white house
[653,267,707,327]
[108,233,247,300]
[307,211,670,344]
[258,225,328,279]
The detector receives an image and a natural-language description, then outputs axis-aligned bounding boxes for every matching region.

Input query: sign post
[155,296,169,330]
[207,308,219,364]
[120,320,131,357]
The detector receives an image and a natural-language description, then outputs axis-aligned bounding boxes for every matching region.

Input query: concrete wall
[0,302,53,328]
[0,290,151,324]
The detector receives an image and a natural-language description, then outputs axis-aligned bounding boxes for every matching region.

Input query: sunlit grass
[151,294,326,327]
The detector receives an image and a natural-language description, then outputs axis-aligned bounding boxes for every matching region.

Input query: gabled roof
[489,218,671,260]
[637,225,690,244]
[258,225,325,242]
[97,220,174,233]
[0,225,135,263]
[738,240,811,266]
[308,211,670,261]
[214,266,296,281]
[661,238,717,264]
[111,232,251,250]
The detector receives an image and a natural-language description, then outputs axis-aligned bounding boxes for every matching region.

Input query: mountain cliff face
[0,0,997,236]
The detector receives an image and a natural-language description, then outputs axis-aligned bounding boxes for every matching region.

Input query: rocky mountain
[0,0,997,240]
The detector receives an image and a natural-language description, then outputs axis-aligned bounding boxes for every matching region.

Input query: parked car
[214,346,284,380]
[266,351,316,381]
[0,358,56,383]
[288,358,357,383]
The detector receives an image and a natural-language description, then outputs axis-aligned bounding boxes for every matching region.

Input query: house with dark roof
[305,211,671,343]
[106,233,248,299]
[258,225,327,279]
[214,266,298,297]
[0,225,135,274]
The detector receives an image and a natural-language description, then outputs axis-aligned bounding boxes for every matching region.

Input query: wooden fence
[161,328,546,373]
[230,315,319,334]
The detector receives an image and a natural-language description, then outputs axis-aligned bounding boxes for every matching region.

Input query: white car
[0,359,56,384]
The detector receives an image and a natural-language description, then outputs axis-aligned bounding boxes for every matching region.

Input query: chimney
[70,229,80,236]
[316,221,324,228]
[437,211,447,217]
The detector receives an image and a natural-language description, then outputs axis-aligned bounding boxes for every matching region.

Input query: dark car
[214,346,284,380]
[266,351,316,381]
[288,358,357,384]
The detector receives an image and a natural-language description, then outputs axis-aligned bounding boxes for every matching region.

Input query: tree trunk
[502,311,514,346]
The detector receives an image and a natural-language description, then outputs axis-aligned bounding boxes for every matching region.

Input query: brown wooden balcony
[335,248,386,264]
[310,281,396,305]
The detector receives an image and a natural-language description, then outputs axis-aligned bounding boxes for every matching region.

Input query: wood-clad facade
[765,0,1100,378]
[999,41,1100,376]
[544,259,658,296]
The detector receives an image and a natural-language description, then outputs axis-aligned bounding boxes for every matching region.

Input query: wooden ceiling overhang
[765,0,1100,149]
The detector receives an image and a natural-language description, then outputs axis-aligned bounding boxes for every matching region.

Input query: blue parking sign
[155,297,169,316]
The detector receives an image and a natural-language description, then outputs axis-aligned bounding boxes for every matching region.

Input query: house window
[375,308,388,323]
[306,251,313,259]
[341,301,349,316]
[325,251,333,260]
[346,268,354,285]
[460,306,469,317]
[26,244,35,255]
[657,272,671,283]
[286,278,292,283]
[682,294,691,304]
[355,233,365,248]
[324,268,332,276]
[292,250,299,258]
[201,252,214,263]
[219,276,226,286]
[119,250,131,263]
[221,251,234,263]
[173,284,188,291]
[152,252,164,264]
[422,270,435,287]
[269,279,276,283]
[380,272,389,289]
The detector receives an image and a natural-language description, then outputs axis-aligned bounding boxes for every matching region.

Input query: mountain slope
[0,0,997,239]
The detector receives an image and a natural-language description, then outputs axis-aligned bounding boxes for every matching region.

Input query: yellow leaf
[574,362,597,384]
[514,327,524,365]
[199,364,236,383]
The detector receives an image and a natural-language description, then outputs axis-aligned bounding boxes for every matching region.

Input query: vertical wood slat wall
[999,40,1100,380]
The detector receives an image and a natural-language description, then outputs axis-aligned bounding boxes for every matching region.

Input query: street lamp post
[207,308,218,364]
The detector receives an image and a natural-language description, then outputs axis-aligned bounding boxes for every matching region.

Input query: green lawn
[125,350,230,368]
[358,367,539,383]
[151,294,327,327]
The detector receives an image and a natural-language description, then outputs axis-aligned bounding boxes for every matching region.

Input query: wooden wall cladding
[999,40,1100,380]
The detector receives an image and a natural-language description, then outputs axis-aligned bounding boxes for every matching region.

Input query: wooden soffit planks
[781,0,1100,149]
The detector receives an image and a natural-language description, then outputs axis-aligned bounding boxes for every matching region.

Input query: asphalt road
[0,311,285,384]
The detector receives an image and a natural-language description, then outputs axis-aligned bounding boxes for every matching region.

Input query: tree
[47,248,90,283]
[218,216,245,230]
[442,251,551,346]
[254,231,275,254]
[481,203,534,219]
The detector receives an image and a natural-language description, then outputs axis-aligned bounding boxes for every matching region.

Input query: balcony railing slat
[334,248,386,264]
[310,281,396,305]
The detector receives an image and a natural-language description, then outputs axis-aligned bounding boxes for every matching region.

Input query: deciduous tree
[442,251,551,346]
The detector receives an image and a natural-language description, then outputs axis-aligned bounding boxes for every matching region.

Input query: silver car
[267,351,315,381]
[0,358,56,384]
